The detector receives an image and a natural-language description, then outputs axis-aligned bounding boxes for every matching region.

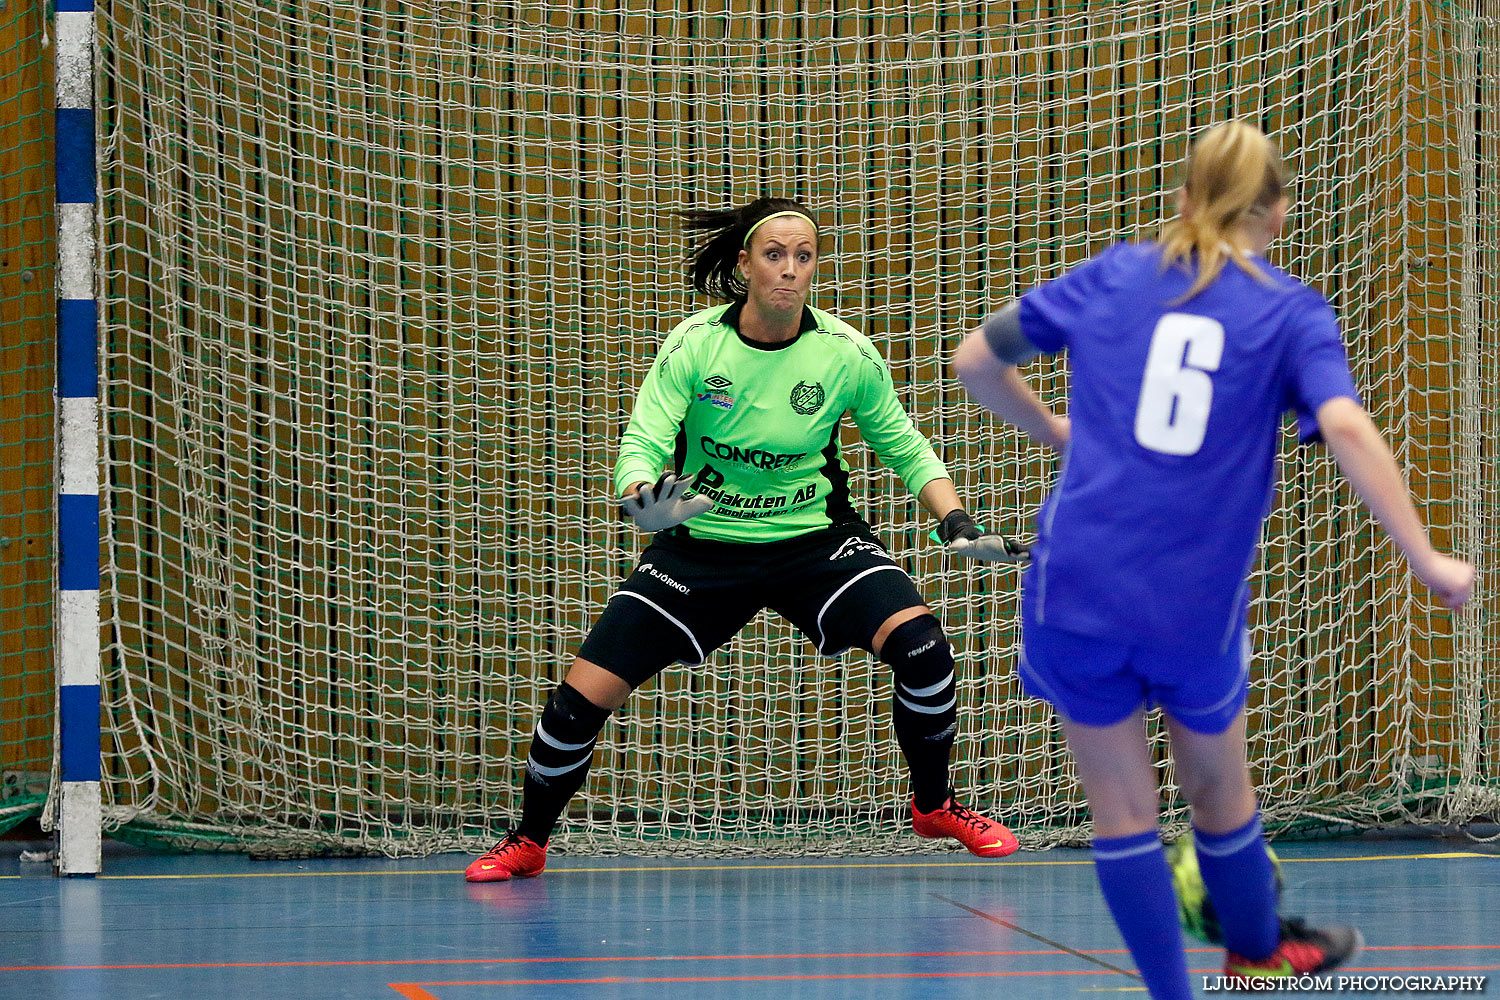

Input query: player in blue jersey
[953,122,1474,997]
[465,196,1028,882]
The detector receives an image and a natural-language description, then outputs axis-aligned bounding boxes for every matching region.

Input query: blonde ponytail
[1159,121,1290,301]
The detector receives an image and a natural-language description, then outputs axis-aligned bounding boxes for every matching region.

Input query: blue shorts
[1018,620,1250,734]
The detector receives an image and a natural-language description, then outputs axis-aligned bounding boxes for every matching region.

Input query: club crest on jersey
[789,380,825,415]
[696,374,735,410]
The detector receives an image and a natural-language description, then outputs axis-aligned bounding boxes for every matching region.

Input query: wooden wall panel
[0,0,55,795]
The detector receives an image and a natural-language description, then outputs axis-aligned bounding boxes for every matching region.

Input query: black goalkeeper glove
[935,509,1029,563]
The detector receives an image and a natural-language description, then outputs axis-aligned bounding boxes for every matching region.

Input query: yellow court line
[1,851,1492,881]
[1079,989,1150,994]
[1281,852,1496,862]
[67,859,1072,880]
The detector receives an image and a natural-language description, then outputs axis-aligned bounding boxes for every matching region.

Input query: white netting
[91,0,1498,856]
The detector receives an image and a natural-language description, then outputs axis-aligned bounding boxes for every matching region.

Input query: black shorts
[578,521,927,688]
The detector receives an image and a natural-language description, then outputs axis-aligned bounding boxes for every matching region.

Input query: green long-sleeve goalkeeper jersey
[615,301,949,543]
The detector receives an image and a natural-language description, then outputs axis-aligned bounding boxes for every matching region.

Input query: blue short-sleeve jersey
[1015,241,1360,651]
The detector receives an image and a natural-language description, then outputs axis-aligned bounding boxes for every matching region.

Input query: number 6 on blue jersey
[1133,313,1225,456]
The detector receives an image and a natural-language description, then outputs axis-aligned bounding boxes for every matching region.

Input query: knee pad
[525,681,611,786]
[881,615,957,737]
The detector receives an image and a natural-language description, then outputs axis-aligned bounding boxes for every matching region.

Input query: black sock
[515,681,611,845]
[882,615,958,812]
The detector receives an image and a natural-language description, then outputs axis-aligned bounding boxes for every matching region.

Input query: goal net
[90,0,1498,856]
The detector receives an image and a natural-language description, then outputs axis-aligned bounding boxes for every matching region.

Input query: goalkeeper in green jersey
[466,196,1026,881]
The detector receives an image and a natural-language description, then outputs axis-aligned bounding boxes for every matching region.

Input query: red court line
[392,964,1500,996]
[1365,945,1500,951]
[1356,966,1500,972]
[0,950,1084,973]
[5,943,1496,973]
[396,968,1130,990]
[390,986,439,1000]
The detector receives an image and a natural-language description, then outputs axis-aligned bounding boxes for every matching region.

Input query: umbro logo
[697,374,736,411]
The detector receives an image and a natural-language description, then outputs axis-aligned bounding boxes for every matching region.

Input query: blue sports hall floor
[2,833,1496,999]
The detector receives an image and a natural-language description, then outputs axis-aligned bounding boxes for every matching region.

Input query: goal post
[70,0,1499,857]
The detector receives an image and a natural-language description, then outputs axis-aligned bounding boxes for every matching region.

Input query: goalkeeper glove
[620,471,714,532]
[935,509,1029,563]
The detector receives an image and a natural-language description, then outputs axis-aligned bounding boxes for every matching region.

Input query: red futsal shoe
[464,832,547,882]
[911,795,1020,858]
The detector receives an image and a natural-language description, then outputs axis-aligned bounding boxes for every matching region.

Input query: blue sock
[1093,829,1194,1000]
[1194,814,1280,960]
